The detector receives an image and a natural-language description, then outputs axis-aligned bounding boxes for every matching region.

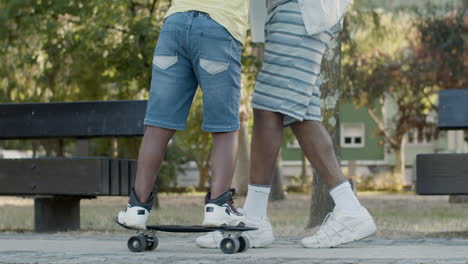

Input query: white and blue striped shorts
[252,0,338,126]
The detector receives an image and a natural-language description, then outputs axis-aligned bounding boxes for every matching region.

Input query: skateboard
[113,217,258,254]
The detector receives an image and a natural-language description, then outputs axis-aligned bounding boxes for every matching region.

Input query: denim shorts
[144,12,242,132]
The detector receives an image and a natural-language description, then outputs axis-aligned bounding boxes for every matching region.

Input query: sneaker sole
[202,218,245,227]
[303,220,377,248]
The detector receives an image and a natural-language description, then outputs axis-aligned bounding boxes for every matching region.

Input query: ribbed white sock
[242,184,271,220]
[329,181,361,212]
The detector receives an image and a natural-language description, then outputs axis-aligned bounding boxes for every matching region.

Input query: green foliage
[341,2,465,152]
[157,143,189,191]
[0,0,170,103]
[340,2,465,189]
[410,1,467,89]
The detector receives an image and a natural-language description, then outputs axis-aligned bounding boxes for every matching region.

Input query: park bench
[0,100,147,232]
[416,89,468,196]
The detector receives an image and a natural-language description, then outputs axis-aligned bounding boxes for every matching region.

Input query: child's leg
[188,12,244,226]
[134,126,175,203]
[117,12,198,229]
[210,131,238,199]
[196,109,279,247]
[201,130,245,226]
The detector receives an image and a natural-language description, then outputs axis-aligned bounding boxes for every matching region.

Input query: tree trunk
[307,28,342,228]
[153,188,160,209]
[270,150,285,201]
[233,107,250,195]
[111,138,118,158]
[392,136,406,191]
[32,141,38,158]
[56,139,64,157]
[308,171,335,227]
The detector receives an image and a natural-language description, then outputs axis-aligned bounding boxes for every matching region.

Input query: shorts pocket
[200,31,232,74]
[153,55,178,70]
[200,58,228,74]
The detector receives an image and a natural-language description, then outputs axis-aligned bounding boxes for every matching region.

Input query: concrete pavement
[0,233,467,264]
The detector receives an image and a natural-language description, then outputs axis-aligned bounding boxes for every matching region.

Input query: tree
[340,4,465,190]
[307,30,342,227]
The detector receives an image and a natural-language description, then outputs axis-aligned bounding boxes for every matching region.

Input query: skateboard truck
[114,217,257,254]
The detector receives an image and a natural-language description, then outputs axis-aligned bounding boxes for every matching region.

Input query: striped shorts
[252,0,338,126]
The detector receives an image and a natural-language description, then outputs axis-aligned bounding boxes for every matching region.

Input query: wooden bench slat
[0,100,147,139]
[0,158,137,196]
[416,154,468,195]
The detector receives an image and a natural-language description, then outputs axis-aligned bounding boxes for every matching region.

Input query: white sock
[329,181,362,212]
[242,184,271,220]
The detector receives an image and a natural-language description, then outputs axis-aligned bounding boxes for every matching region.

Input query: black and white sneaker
[117,188,154,230]
[202,189,245,227]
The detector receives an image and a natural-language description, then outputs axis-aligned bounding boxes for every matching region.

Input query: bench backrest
[438,89,468,130]
[0,100,147,139]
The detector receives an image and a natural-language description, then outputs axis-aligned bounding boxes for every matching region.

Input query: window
[341,123,365,148]
[407,128,434,145]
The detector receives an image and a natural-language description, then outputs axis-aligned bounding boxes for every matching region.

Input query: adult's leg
[250,109,284,185]
[290,120,344,188]
[293,120,376,248]
[242,108,283,220]
[134,126,176,203]
[210,131,239,198]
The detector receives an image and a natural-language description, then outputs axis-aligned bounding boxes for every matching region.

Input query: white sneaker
[202,189,245,227]
[116,188,154,230]
[196,208,275,248]
[117,206,150,230]
[301,206,376,248]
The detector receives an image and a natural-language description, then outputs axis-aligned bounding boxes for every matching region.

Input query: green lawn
[1,193,467,238]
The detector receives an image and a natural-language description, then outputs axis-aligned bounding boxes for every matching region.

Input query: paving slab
[0,233,467,264]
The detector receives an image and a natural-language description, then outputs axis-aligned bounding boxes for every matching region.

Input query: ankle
[129,188,154,211]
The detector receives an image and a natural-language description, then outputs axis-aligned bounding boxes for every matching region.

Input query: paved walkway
[0,233,467,264]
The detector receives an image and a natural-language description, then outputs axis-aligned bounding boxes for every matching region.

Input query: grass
[1,193,467,238]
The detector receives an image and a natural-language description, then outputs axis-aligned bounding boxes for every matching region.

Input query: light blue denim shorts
[144,11,242,132]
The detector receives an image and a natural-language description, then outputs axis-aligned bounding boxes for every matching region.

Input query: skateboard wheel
[145,235,159,251]
[127,235,147,252]
[220,237,240,254]
[238,235,250,253]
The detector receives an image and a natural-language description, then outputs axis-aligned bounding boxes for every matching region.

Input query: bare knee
[292,120,335,152]
[253,109,283,129]
[144,125,176,138]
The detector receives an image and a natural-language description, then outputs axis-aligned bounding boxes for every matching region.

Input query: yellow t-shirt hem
[164,8,247,44]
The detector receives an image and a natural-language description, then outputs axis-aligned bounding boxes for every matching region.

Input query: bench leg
[34,197,80,232]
